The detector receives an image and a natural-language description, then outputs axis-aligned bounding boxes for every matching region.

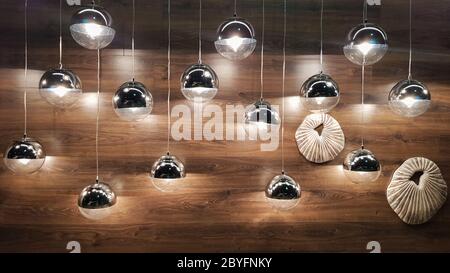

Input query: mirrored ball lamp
[388,79,431,117]
[150,153,186,192]
[69,4,115,50]
[343,23,388,65]
[215,16,257,61]
[244,99,280,138]
[300,73,340,113]
[265,173,301,211]
[112,81,153,121]
[3,137,46,175]
[78,181,117,220]
[181,63,219,103]
[343,148,381,183]
[39,68,82,108]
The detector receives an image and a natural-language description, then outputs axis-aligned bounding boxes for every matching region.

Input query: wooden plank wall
[0,0,449,252]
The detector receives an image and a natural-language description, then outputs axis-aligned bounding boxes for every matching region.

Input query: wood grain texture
[0,0,450,252]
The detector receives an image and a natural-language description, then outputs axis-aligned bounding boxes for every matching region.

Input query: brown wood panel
[0,0,450,252]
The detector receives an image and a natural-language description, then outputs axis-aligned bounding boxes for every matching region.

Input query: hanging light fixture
[300,0,339,113]
[69,1,115,50]
[265,0,300,211]
[388,0,430,117]
[343,54,381,183]
[112,0,153,121]
[78,49,117,220]
[244,0,280,138]
[39,0,82,109]
[4,0,46,175]
[151,0,186,192]
[181,0,219,103]
[214,0,257,61]
[343,0,388,66]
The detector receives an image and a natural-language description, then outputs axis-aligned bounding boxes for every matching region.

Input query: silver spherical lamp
[265,173,301,211]
[39,68,82,108]
[300,73,340,113]
[215,16,257,61]
[244,99,280,138]
[3,137,46,175]
[69,4,115,50]
[388,79,430,117]
[343,147,381,183]
[150,153,186,192]
[112,81,153,121]
[78,181,117,220]
[180,63,219,103]
[343,23,388,65]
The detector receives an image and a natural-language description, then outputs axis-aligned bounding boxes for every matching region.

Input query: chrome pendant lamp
[300,0,340,113]
[151,0,186,193]
[39,0,82,109]
[112,0,153,121]
[388,0,430,117]
[343,0,388,65]
[343,61,381,183]
[265,0,300,211]
[244,0,280,138]
[69,1,115,50]
[214,0,257,61]
[180,0,219,103]
[4,0,46,175]
[78,49,117,220]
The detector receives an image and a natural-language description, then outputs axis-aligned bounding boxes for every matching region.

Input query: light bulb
[83,23,103,38]
[227,36,244,52]
[357,42,372,56]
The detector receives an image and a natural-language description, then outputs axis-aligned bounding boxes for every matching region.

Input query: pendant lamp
[39,0,82,109]
[343,0,388,65]
[244,0,280,138]
[300,0,340,113]
[265,0,300,211]
[113,0,153,121]
[70,1,115,50]
[4,0,46,175]
[180,0,219,103]
[214,0,257,60]
[151,0,186,192]
[388,0,430,117]
[343,62,381,183]
[78,49,117,220]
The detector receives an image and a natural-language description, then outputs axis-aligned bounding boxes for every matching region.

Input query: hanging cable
[361,62,365,149]
[131,0,135,81]
[281,0,286,174]
[408,0,412,80]
[234,0,237,16]
[363,0,368,23]
[167,0,171,154]
[59,0,63,69]
[319,0,324,73]
[96,49,101,183]
[198,0,202,64]
[260,0,265,99]
[23,0,28,139]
